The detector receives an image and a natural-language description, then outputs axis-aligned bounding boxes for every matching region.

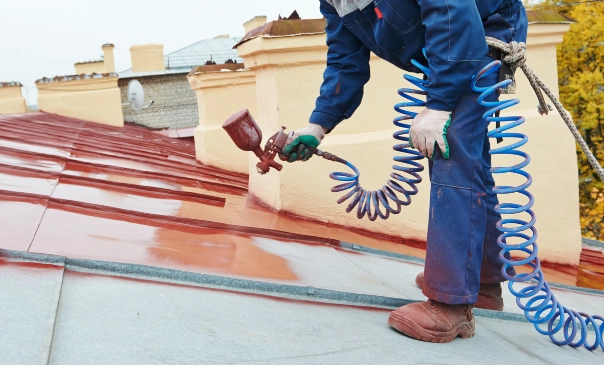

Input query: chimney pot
[102,43,116,73]
[129,44,165,73]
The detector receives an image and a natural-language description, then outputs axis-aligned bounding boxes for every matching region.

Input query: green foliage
[532,0,604,240]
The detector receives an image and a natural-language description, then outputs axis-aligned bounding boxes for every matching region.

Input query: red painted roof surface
[0,112,428,281]
[0,112,601,288]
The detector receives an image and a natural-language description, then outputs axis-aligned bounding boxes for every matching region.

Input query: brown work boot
[415,272,504,311]
[388,300,475,343]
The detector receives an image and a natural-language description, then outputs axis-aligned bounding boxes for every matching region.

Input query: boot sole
[388,312,475,343]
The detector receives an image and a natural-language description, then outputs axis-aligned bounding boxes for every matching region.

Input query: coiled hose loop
[472,60,604,351]
[328,60,427,221]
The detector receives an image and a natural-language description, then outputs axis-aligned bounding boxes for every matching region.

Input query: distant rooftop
[526,9,576,23]
[119,37,242,79]
[0,82,22,88]
[35,73,118,84]
[74,59,103,65]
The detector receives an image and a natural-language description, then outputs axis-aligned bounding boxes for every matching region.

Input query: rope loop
[504,41,527,69]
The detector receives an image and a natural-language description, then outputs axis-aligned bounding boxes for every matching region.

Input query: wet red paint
[0,193,48,251]
[0,112,602,290]
[0,258,64,271]
[577,248,604,290]
[29,207,297,281]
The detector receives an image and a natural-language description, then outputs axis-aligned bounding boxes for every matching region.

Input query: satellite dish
[127,79,154,111]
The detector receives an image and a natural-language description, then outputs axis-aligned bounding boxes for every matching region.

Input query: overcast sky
[0,0,323,105]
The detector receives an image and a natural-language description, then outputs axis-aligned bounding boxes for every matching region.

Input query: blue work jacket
[310,0,522,131]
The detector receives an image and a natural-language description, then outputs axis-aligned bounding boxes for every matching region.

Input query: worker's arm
[418,0,487,111]
[309,0,371,132]
[409,0,487,159]
[281,0,371,162]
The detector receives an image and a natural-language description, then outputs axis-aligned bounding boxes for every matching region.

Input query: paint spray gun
[222,109,343,175]
[222,108,422,222]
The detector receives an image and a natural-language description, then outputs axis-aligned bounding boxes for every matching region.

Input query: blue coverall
[311,0,528,304]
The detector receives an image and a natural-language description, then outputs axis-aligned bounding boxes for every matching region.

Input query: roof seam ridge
[0,248,532,324]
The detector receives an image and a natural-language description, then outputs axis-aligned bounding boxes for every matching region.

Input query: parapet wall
[228,17,581,265]
[36,73,124,127]
[188,63,257,174]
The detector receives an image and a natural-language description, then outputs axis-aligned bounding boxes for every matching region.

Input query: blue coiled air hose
[471,60,604,351]
[328,59,428,221]
[327,58,603,350]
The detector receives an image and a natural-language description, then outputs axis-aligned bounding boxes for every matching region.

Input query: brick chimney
[102,43,116,73]
[130,44,165,73]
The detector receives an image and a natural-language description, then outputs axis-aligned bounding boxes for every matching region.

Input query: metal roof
[235,18,327,48]
[0,113,603,362]
[526,9,576,24]
[119,37,242,79]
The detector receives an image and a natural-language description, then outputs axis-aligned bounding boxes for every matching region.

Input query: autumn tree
[531,0,604,240]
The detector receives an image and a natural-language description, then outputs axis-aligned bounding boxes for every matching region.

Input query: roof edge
[234,18,327,49]
[36,72,118,84]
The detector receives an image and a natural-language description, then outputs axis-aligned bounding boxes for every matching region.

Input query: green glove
[409,108,452,160]
[279,124,326,162]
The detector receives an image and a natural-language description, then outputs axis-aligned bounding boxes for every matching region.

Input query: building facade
[118,37,242,130]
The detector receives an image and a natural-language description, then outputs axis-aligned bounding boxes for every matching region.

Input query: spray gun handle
[253,127,343,174]
[256,127,288,174]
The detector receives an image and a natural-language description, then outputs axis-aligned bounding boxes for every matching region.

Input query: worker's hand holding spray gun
[280,108,452,163]
[278,124,327,162]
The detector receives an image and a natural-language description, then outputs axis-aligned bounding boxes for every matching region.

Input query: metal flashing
[526,9,576,24]
[234,18,327,48]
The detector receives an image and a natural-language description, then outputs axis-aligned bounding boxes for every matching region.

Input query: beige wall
[37,75,124,127]
[235,23,581,265]
[188,69,257,174]
[0,85,27,114]
[130,44,165,73]
[74,61,105,75]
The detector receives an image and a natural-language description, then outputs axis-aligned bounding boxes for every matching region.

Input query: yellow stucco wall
[37,75,124,127]
[188,69,257,174]
[102,44,116,73]
[235,23,582,265]
[0,85,27,115]
[130,44,165,73]
[74,61,105,75]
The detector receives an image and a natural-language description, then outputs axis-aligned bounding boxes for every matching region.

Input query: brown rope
[485,36,604,182]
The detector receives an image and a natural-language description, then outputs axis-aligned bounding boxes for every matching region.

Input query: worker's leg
[422,66,498,305]
[422,2,527,305]
[479,3,527,284]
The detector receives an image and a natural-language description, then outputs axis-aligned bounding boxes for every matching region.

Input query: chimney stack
[243,16,267,34]
[130,44,165,73]
[102,43,116,73]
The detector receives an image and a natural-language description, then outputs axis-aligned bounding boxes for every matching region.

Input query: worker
[279,0,528,343]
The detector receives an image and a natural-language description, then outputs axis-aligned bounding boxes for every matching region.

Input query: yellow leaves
[581,187,604,240]
[533,1,604,240]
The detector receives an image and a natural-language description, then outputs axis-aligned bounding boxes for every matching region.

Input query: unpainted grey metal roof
[119,37,242,79]
[2,251,603,364]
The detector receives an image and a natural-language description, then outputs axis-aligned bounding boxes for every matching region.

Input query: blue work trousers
[422,7,528,305]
